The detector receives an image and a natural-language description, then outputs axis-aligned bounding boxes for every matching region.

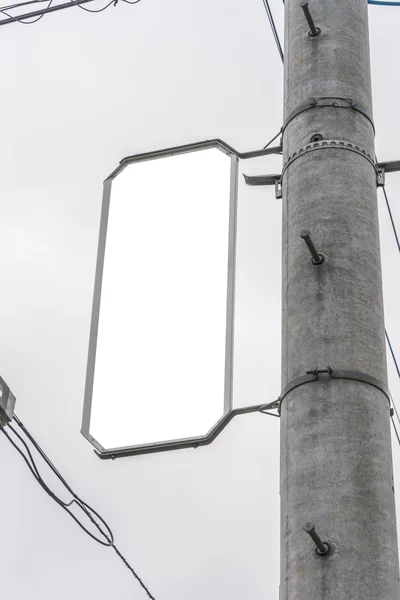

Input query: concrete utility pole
[280,1,400,598]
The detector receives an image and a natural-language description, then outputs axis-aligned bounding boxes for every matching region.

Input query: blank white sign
[88,148,234,448]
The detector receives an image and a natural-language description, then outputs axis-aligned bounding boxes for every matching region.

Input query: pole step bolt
[300,230,325,265]
[303,522,332,557]
[300,1,321,37]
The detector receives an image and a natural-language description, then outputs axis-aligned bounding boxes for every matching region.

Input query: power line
[391,412,400,446]
[1,0,53,23]
[262,0,284,64]
[73,0,114,13]
[381,185,400,252]
[1,415,155,599]
[0,0,141,25]
[385,330,400,427]
[368,1,400,6]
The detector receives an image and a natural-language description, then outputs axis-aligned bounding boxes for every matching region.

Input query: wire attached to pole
[1,415,156,599]
[262,0,284,63]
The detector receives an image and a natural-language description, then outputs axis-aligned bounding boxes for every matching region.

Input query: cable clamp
[282,97,375,134]
[279,366,391,413]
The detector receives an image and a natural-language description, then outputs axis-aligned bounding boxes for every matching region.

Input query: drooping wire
[1,424,114,545]
[1,415,156,599]
[261,0,284,64]
[0,0,53,24]
[0,0,141,26]
[74,0,115,13]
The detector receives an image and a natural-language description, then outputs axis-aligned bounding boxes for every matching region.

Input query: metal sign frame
[81,139,281,459]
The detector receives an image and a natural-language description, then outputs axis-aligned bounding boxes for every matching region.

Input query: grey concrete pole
[280,1,400,599]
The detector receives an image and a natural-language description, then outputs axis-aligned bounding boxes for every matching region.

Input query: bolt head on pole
[303,522,315,533]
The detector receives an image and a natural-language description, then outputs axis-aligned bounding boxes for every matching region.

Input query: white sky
[1,1,400,599]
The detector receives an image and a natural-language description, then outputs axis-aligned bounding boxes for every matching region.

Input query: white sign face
[85,146,236,450]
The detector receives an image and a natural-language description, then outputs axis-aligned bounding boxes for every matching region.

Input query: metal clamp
[282,97,375,134]
[278,367,391,412]
[281,139,380,185]
[243,173,282,199]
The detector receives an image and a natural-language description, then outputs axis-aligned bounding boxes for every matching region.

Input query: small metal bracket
[243,173,282,199]
[258,399,281,417]
[278,366,391,412]
[376,159,400,174]
[377,168,385,187]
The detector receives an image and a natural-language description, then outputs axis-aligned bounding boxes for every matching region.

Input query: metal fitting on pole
[299,1,321,37]
[300,230,325,265]
[303,522,332,556]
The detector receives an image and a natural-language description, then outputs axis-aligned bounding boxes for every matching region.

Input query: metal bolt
[300,230,325,265]
[310,133,323,143]
[299,1,321,37]
[303,522,331,556]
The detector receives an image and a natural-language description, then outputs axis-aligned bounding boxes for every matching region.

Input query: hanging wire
[0,0,141,25]
[74,0,114,12]
[262,0,284,63]
[1,415,156,599]
[0,0,53,24]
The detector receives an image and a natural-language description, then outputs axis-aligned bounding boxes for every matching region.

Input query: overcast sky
[1,1,400,599]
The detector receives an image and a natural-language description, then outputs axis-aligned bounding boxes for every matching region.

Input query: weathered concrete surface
[280,1,400,598]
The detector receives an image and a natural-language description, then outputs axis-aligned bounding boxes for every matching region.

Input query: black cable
[391,414,400,446]
[14,414,76,497]
[262,0,284,63]
[379,182,400,428]
[385,330,400,426]
[12,415,114,543]
[75,0,115,13]
[0,0,141,25]
[0,0,49,11]
[382,186,400,253]
[263,128,282,150]
[0,0,52,24]
[112,545,156,600]
[7,423,41,478]
[3,415,155,598]
[1,425,114,545]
